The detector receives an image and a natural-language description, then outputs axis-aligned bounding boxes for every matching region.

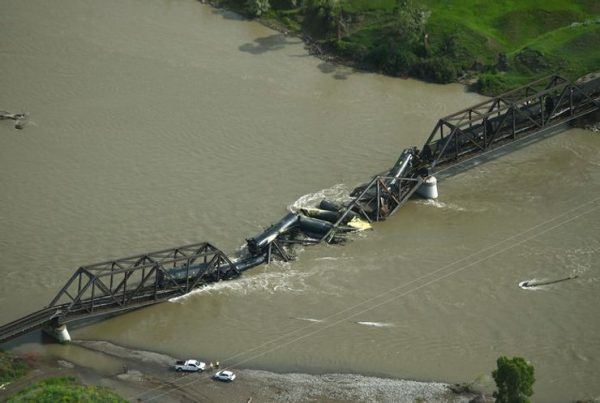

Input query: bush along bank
[6,376,127,403]
[205,0,600,96]
[0,350,28,385]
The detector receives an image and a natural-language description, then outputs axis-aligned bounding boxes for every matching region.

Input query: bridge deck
[0,307,63,342]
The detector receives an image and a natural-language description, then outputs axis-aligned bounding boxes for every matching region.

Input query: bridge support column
[43,324,71,344]
[417,176,438,199]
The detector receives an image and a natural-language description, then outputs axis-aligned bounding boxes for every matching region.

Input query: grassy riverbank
[6,376,126,403]
[1,351,125,402]
[210,0,600,95]
[0,350,28,384]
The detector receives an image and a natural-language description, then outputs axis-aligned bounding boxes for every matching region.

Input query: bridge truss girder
[48,242,236,323]
[420,74,600,169]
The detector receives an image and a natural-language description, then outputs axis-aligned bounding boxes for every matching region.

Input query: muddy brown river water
[1,1,599,401]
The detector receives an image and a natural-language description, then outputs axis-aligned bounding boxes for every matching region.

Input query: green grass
[503,22,599,83]
[494,9,581,45]
[0,351,29,384]
[419,0,600,93]
[7,376,127,403]
[478,18,600,94]
[342,0,396,14]
[525,21,600,69]
[422,0,595,46]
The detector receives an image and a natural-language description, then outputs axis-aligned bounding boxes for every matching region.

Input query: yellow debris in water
[347,217,372,231]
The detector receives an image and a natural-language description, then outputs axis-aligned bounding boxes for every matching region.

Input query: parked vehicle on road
[174,359,207,372]
[213,370,236,382]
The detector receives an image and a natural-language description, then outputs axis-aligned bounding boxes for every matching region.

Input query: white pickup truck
[174,359,207,372]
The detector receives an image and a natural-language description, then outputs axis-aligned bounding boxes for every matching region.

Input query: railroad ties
[1,73,598,344]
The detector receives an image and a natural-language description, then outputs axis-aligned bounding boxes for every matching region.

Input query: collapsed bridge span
[1,73,598,344]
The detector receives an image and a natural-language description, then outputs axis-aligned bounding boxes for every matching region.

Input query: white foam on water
[518,278,547,290]
[571,264,591,276]
[564,247,598,274]
[415,199,467,212]
[315,256,344,261]
[293,317,325,323]
[169,265,311,303]
[355,321,395,328]
[288,183,352,211]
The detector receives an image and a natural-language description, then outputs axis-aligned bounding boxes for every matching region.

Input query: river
[1,1,599,401]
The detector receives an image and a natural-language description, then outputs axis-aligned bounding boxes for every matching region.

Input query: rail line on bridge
[1,73,598,344]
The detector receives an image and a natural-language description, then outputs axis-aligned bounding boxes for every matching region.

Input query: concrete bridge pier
[417,176,438,199]
[43,323,71,344]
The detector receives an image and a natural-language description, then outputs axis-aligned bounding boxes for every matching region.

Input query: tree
[245,0,270,16]
[394,0,430,46]
[492,356,535,403]
[302,0,342,35]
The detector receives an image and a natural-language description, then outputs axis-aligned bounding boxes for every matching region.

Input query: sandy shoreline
[2,340,487,402]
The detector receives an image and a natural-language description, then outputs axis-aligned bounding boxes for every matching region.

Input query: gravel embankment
[72,340,480,402]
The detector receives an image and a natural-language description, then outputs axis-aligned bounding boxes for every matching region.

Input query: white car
[213,370,236,382]
[174,359,207,372]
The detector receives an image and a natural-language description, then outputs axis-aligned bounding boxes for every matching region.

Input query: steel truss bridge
[420,74,600,169]
[1,73,598,344]
[0,243,236,342]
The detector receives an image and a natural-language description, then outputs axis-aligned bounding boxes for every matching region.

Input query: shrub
[245,0,271,16]
[331,39,368,60]
[477,72,509,95]
[7,376,127,403]
[0,351,29,383]
[412,57,457,83]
